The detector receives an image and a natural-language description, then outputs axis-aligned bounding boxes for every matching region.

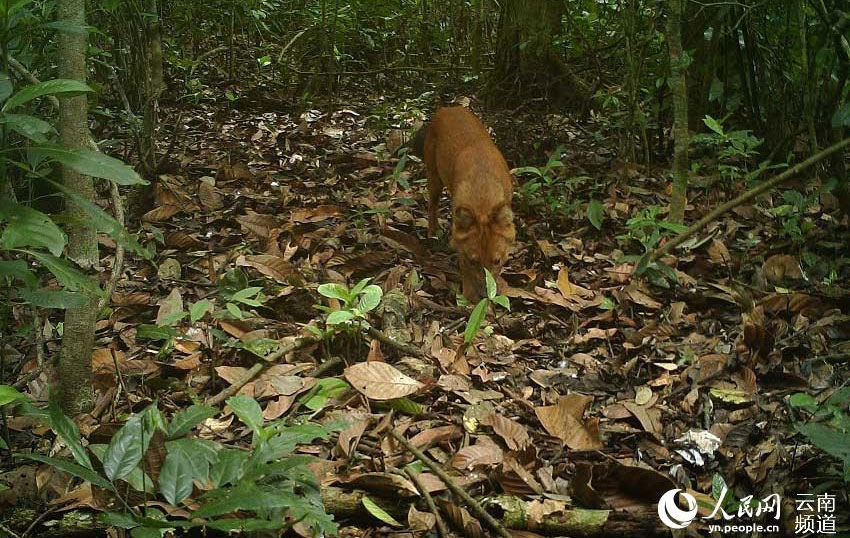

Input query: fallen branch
[388,428,513,538]
[648,136,850,263]
[492,495,667,537]
[205,335,321,406]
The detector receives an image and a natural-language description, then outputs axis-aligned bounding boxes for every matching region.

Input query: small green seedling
[464,268,510,344]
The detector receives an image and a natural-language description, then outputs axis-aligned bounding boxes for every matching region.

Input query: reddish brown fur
[422,106,515,300]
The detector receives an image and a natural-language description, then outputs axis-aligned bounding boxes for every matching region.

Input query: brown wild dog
[413,106,515,301]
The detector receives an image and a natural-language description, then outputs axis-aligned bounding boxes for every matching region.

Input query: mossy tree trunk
[667,0,689,223]
[57,0,97,414]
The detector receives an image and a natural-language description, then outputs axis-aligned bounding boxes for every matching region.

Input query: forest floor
[9,88,850,536]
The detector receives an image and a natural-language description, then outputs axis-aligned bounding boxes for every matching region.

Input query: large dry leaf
[237,254,300,284]
[450,441,503,470]
[480,412,530,451]
[164,232,205,250]
[534,394,602,451]
[290,204,341,223]
[237,212,282,239]
[198,180,223,210]
[142,204,181,222]
[155,288,183,325]
[344,362,423,400]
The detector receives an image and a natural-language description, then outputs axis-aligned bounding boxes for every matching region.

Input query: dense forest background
[1,0,849,536]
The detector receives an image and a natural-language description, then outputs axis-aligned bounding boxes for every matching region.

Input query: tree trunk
[489,0,586,107]
[667,0,689,223]
[57,0,97,414]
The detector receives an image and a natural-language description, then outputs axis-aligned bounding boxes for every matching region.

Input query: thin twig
[20,506,56,538]
[205,335,320,406]
[0,522,22,538]
[647,137,850,264]
[405,467,449,538]
[388,428,513,538]
[98,180,126,313]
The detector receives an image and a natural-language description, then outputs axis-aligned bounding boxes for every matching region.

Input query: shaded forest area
[1,0,850,536]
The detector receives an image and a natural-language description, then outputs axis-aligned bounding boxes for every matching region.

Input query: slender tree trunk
[142,0,162,173]
[667,0,689,223]
[57,0,97,414]
[472,0,482,77]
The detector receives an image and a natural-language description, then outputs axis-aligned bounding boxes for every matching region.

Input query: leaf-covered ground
[8,89,850,535]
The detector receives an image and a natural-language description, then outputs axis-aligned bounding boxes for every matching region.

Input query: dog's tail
[410,122,428,158]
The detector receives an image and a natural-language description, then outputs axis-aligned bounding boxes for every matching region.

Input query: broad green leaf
[301,378,350,411]
[189,299,213,323]
[167,404,216,439]
[0,113,53,143]
[387,398,423,415]
[3,79,93,111]
[587,199,604,230]
[0,385,26,406]
[90,444,155,494]
[703,115,724,135]
[227,395,263,435]
[0,73,12,103]
[165,438,218,484]
[484,269,497,300]
[633,253,651,276]
[317,283,351,302]
[104,415,145,481]
[350,277,371,297]
[511,166,544,177]
[25,250,103,297]
[209,448,248,487]
[0,259,38,287]
[326,309,355,325]
[99,511,140,529]
[362,496,402,526]
[40,21,95,34]
[49,394,92,469]
[796,422,850,461]
[358,284,382,312]
[225,302,243,319]
[492,295,510,311]
[20,453,114,491]
[464,298,489,344]
[230,286,263,303]
[789,392,818,411]
[0,199,66,256]
[28,146,146,185]
[131,526,166,538]
[832,103,850,128]
[48,180,149,258]
[19,288,87,309]
[159,448,195,505]
[136,324,179,341]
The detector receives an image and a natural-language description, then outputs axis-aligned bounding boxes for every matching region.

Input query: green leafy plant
[463,268,510,344]
[789,388,850,482]
[17,393,339,535]
[620,205,687,284]
[514,147,601,228]
[692,115,764,182]
[0,79,150,312]
[313,277,383,333]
